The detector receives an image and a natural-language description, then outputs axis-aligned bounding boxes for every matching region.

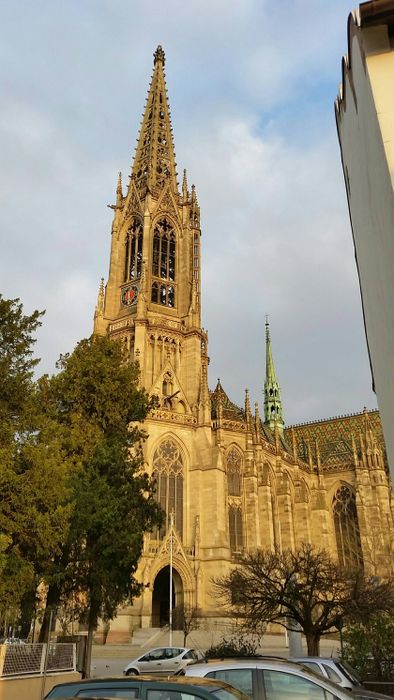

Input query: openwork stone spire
[131,45,178,198]
[264,317,284,433]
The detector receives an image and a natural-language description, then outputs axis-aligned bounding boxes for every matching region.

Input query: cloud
[0,0,376,425]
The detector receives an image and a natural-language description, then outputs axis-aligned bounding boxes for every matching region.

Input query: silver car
[291,657,362,690]
[183,658,390,700]
[124,646,199,675]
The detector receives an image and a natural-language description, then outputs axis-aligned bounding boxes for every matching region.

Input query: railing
[0,643,76,677]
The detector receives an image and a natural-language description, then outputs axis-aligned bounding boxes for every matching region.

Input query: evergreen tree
[0,295,59,631]
[38,336,163,675]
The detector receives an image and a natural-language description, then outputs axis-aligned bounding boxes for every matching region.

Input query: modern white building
[336,0,394,482]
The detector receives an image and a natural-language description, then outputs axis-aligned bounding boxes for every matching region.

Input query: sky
[0,0,377,426]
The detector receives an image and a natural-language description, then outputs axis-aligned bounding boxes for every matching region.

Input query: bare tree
[173,604,201,646]
[214,544,394,655]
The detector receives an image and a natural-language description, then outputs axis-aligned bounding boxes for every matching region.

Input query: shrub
[205,633,259,659]
[342,613,394,681]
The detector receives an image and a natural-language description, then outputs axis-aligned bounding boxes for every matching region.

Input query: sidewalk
[91,631,340,660]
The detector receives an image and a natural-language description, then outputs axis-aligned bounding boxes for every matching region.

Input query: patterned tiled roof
[285,409,386,473]
[210,379,245,421]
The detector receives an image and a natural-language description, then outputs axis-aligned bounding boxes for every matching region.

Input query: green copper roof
[264,319,284,431]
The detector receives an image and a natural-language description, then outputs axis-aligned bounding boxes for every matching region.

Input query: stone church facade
[93,46,394,639]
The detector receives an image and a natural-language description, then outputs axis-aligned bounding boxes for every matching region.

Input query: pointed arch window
[152,438,183,540]
[333,485,363,568]
[124,218,143,282]
[227,447,243,496]
[229,505,244,552]
[151,218,176,307]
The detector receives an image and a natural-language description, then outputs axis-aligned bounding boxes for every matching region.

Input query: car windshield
[208,686,249,700]
[336,660,362,684]
[291,665,354,696]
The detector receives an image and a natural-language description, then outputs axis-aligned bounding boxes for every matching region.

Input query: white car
[124,646,199,675]
[290,657,362,690]
[183,658,390,700]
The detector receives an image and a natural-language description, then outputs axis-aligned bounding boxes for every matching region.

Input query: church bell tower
[94,46,209,420]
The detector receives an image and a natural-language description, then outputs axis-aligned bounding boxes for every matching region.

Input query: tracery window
[333,485,363,568]
[124,218,143,282]
[227,447,243,496]
[229,505,244,552]
[227,447,244,553]
[151,218,176,307]
[152,439,183,540]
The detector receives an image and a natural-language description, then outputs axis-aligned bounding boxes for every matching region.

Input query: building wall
[336,7,394,481]
[92,45,394,639]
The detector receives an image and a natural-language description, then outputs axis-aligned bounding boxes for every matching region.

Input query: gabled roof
[210,379,245,421]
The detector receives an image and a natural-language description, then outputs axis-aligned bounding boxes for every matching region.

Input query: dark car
[44,673,251,700]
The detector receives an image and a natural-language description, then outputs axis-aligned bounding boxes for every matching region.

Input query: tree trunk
[305,632,320,656]
[38,584,61,643]
[82,605,97,679]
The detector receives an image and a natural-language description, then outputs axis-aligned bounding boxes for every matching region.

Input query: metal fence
[0,643,76,677]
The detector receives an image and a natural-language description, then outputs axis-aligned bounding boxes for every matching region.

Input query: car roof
[187,658,300,669]
[46,674,249,694]
[184,659,355,698]
[144,646,192,652]
[291,657,340,662]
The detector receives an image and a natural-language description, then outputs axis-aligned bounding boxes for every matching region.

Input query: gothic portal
[93,46,394,639]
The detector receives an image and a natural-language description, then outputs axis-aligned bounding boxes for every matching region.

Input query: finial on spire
[116,171,123,206]
[154,45,165,66]
[182,169,189,201]
[117,171,122,192]
[244,388,251,422]
[96,277,105,316]
[291,427,297,460]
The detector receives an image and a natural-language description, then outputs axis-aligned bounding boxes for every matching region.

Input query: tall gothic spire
[264,317,284,432]
[130,45,178,198]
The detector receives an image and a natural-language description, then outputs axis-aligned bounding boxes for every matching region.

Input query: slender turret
[264,317,284,433]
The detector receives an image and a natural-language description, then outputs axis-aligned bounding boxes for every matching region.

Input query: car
[290,657,363,690]
[124,647,199,676]
[183,658,392,700]
[3,636,26,644]
[43,673,251,700]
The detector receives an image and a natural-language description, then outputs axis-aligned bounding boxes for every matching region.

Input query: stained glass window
[152,439,183,539]
[333,485,363,568]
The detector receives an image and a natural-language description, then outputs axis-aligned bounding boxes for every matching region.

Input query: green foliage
[0,294,43,446]
[342,613,394,681]
[38,334,163,661]
[0,296,66,627]
[0,301,163,650]
[205,633,259,659]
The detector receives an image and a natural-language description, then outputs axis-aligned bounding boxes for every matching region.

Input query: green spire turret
[264,317,284,434]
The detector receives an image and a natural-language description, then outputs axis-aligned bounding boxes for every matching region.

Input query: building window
[227,447,243,496]
[151,218,176,307]
[229,505,243,552]
[152,439,183,540]
[333,485,363,568]
[124,218,143,282]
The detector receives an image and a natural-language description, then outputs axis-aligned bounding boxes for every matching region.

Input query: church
[93,46,393,639]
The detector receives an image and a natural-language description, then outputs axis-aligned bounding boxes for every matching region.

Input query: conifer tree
[38,336,162,676]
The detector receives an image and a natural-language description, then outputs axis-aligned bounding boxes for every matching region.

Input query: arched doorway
[152,566,184,627]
